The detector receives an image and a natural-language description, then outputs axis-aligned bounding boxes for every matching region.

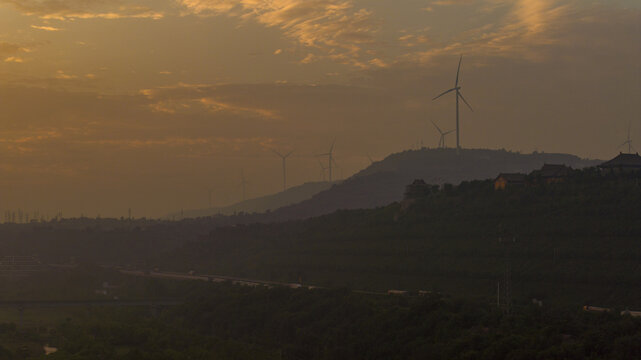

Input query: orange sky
[0,0,639,217]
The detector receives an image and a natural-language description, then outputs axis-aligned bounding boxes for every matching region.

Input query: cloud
[4,57,25,63]
[31,25,62,31]
[141,83,281,120]
[1,0,164,20]
[178,0,382,67]
[55,70,78,80]
[402,0,588,63]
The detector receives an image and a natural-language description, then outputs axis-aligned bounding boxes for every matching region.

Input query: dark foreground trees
[2,283,640,360]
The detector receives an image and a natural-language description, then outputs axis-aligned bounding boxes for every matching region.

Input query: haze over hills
[176,148,600,223]
[167,181,336,219]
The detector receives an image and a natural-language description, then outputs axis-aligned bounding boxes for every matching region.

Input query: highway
[119,269,308,289]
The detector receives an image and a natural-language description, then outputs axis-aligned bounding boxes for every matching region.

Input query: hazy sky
[0,0,639,218]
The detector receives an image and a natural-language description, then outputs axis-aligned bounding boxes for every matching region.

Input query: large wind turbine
[430,120,455,149]
[433,55,473,151]
[317,159,328,181]
[273,149,294,192]
[619,122,635,153]
[317,140,335,182]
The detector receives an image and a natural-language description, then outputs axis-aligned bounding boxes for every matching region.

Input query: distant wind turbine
[273,149,294,192]
[433,55,473,152]
[366,154,375,165]
[430,120,455,149]
[619,122,635,153]
[317,140,336,182]
[317,159,328,181]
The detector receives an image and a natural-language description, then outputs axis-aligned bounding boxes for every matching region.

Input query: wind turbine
[366,154,375,165]
[273,149,294,192]
[317,159,328,181]
[317,140,336,182]
[619,122,635,153]
[430,120,455,149]
[433,55,473,152]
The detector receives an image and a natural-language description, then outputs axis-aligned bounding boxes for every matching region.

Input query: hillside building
[598,153,641,173]
[532,164,572,184]
[494,173,527,190]
[404,179,432,199]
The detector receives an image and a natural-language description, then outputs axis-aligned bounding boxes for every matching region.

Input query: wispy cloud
[404,0,577,63]
[1,0,164,20]
[4,56,25,63]
[141,83,281,119]
[178,0,382,67]
[31,25,62,31]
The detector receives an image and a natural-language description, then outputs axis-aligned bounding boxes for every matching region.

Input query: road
[119,269,309,289]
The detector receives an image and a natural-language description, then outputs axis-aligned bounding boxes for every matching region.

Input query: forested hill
[259,148,599,221]
[159,168,641,307]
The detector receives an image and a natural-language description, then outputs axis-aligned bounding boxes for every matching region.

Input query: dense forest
[1,278,640,360]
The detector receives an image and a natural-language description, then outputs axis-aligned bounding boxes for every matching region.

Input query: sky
[0,0,639,218]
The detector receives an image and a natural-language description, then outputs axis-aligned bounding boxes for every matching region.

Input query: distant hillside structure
[532,164,572,184]
[404,179,430,199]
[598,153,641,173]
[494,173,527,190]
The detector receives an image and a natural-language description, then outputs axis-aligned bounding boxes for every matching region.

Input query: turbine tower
[620,122,635,153]
[430,120,455,149]
[433,55,473,152]
[273,149,294,192]
[317,159,328,181]
[317,140,335,182]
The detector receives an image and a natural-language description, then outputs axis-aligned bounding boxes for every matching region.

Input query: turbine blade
[430,120,444,134]
[455,55,462,87]
[432,88,456,101]
[444,130,455,135]
[458,91,473,112]
[329,139,336,153]
[272,150,284,158]
[285,150,295,158]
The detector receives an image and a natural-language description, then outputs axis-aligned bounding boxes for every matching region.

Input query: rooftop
[598,153,641,168]
[496,173,527,182]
